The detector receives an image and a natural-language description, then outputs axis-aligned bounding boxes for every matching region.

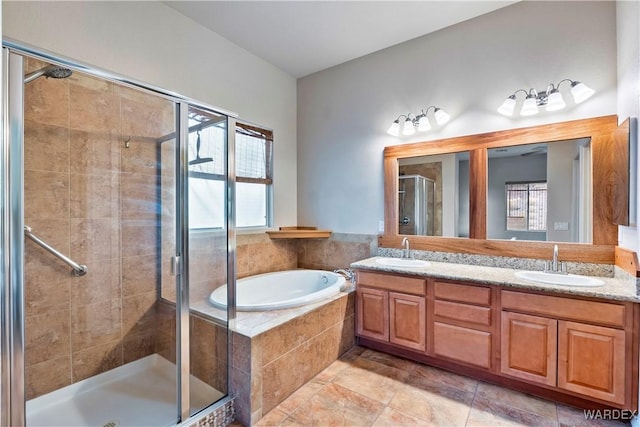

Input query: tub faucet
[401,237,411,259]
[333,268,356,283]
[544,244,567,275]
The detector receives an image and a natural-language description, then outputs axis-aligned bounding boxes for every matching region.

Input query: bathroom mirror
[486,139,592,243]
[382,115,623,263]
[398,152,469,237]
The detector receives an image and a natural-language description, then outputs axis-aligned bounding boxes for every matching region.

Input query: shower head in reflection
[189,129,213,166]
[24,65,73,84]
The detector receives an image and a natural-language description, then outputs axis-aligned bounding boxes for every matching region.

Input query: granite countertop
[351,256,640,303]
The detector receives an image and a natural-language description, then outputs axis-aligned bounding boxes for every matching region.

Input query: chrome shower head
[24,65,73,84]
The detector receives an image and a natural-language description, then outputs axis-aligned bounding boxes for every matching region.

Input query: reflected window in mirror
[398,152,469,237]
[487,138,591,243]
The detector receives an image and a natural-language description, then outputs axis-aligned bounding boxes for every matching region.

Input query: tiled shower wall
[23,58,174,398]
[23,50,376,399]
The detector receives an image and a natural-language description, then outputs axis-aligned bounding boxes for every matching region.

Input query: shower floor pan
[27,354,224,427]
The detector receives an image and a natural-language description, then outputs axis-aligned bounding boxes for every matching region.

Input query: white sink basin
[376,258,429,268]
[515,270,605,287]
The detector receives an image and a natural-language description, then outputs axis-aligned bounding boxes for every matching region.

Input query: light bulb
[402,117,415,136]
[570,81,595,104]
[545,90,566,112]
[497,95,516,116]
[520,95,539,116]
[417,115,431,132]
[387,120,400,136]
[434,108,450,125]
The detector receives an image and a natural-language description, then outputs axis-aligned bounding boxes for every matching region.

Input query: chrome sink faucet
[544,244,567,275]
[401,237,411,259]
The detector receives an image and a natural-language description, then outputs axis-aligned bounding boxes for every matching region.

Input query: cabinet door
[558,321,626,405]
[501,312,557,386]
[433,322,491,369]
[356,287,389,342]
[389,292,425,351]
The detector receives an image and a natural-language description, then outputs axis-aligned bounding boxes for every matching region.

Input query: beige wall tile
[72,341,123,382]
[122,291,157,336]
[24,77,70,128]
[70,218,120,262]
[121,138,161,175]
[71,299,122,352]
[24,169,69,219]
[230,366,253,426]
[68,72,114,93]
[69,84,120,133]
[121,220,158,257]
[25,310,71,366]
[123,330,157,363]
[69,129,120,174]
[121,96,173,139]
[71,258,121,307]
[25,274,70,317]
[122,254,158,297]
[70,172,119,219]
[24,121,69,173]
[26,356,71,400]
[120,172,160,220]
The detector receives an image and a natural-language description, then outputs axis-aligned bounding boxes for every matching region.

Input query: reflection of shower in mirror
[398,174,435,236]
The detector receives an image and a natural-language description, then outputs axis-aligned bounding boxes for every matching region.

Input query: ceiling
[164,1,518,78]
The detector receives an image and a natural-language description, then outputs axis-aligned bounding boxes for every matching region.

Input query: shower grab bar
[24,225,88,276]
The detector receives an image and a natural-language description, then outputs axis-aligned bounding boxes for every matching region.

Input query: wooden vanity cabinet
[501,290,631,406]
[432,281,494,369]
[354,269,639,411]
[356,271,426,351]
[558,321,626,405]
[356,287,389,341]
[501,312,557,386]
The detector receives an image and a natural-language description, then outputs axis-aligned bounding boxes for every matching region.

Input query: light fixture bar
[497,79,594,117]
[386,105,450,137]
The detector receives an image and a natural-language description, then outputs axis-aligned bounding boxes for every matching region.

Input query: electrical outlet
[378,220,385,233]
[553,222,569,231]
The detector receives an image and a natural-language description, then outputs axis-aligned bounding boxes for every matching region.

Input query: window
[188,114,272,229]
[505,182,547,231]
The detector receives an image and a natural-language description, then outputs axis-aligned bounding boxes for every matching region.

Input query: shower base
[27,354,224,427]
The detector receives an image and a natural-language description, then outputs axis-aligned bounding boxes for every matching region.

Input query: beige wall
[3,0,298,229]
[297,1,617,234]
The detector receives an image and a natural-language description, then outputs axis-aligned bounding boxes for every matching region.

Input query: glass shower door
[16,52,182,426]
[2,46,233,427]
[184,105,229,417]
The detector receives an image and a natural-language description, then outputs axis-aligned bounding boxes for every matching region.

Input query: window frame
[187,120,273,231]
[505,181,548,232]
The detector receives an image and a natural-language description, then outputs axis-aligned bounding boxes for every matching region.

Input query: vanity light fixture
[387,105,450,137]
[497,79,594,117]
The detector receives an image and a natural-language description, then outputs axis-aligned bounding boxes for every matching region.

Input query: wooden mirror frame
[381,115,622,264]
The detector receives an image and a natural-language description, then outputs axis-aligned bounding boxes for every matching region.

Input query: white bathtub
[209,270,346,311]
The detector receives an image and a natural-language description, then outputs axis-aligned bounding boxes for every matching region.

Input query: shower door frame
[0,42,237,426]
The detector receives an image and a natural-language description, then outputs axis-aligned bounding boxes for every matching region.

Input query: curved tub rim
[208,269,345,311]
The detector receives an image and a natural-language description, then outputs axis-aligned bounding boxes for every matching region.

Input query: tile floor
[234,346,631,427]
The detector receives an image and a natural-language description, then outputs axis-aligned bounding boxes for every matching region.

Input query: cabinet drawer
[434,300,491,326]
[358,271,426,295]
[433,322,491,369]
[434,281,491,305]
[501,290,626,328]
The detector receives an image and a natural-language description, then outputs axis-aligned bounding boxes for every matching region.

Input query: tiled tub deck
[190,286,356,426]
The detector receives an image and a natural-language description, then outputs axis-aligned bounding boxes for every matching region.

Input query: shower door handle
[171,255,182,276]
